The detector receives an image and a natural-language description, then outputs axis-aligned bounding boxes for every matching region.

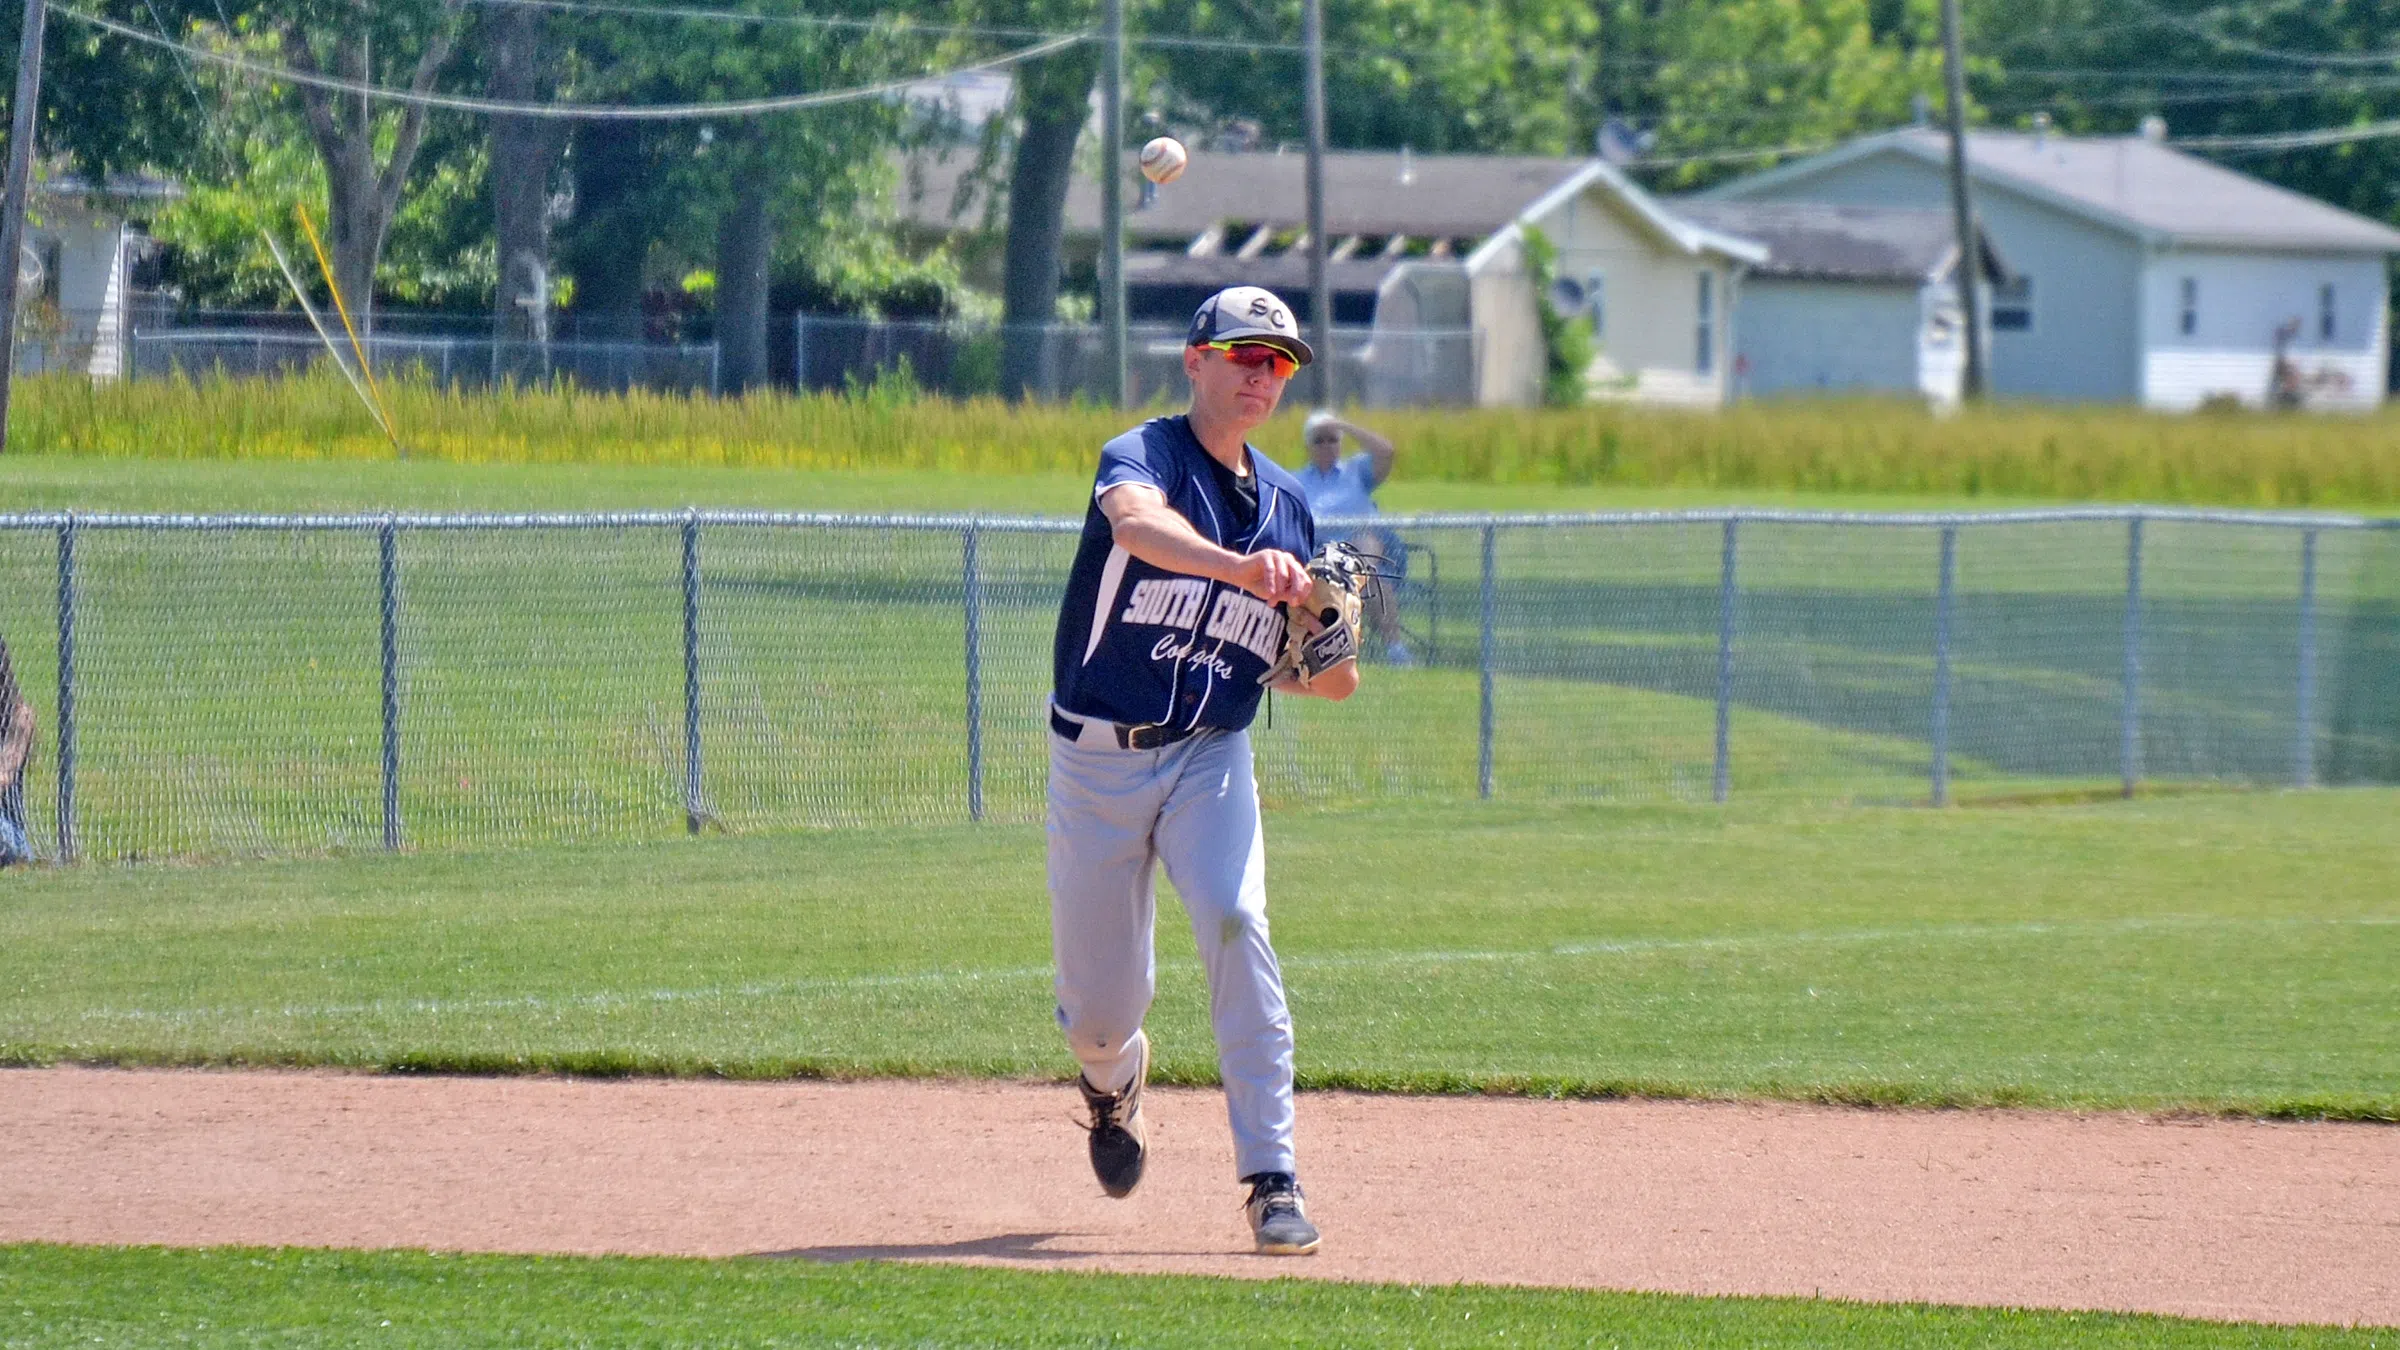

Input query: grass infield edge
[5,1044,2393,1125]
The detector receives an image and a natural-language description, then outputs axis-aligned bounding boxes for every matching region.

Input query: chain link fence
[127,331,724,395]
[0,508,2391,862]
[797,315,1480,407]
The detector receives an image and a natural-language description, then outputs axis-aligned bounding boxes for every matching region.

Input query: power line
[2128,0,2400,70]
[2174,116,2400,153]
[467,0,1058,45]
[473,0,2220,75]
[52,4,1088,119]
[468,0,1558,62]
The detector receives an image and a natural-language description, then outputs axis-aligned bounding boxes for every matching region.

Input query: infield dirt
[3,1067,2392,1329]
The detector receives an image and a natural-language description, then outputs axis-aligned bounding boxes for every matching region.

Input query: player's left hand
[1229,549,1312,606]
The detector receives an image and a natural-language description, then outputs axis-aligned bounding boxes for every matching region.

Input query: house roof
[1464,159,1769,276]
[1122,251,1419,295]
[1706,128,2400,254]
[39,171,183,202]
[1672,202,2009,283]
[894,147,1587,243]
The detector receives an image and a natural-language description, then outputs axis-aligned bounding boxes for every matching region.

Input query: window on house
[1991,275,2033,332]
[1587,271,1607,340]
[2319,284,2337,342]
[1696,271,1715,375]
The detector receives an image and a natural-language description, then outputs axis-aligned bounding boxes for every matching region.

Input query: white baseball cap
[1186,285,1314,366]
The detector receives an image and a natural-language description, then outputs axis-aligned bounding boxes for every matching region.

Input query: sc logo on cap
[1248,296,1289,328]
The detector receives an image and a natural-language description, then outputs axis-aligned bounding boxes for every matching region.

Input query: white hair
[1302,409,1339,441]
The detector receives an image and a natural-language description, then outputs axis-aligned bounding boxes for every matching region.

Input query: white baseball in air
[1138,136,1188,185]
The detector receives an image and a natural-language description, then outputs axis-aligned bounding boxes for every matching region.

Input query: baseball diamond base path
[2,1069,2394,1329]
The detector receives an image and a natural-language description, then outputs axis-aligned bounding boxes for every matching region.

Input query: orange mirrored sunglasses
[1202,340,1300,379]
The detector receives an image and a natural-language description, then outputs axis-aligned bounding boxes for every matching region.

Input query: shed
[21,172,178,380]
[1674,202,2009,405]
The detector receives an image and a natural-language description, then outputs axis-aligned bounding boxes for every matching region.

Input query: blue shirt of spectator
[1292,453,1381,520]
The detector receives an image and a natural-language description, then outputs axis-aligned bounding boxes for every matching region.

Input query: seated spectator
[1292,411,1410,662]
[0,630,33,866]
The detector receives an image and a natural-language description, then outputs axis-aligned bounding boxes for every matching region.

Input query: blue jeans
[0,780,28,865]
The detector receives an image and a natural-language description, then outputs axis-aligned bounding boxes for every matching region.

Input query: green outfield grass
[3,1244,2385,1348]
[0,442,2106,516]
[3,794,2393,1118]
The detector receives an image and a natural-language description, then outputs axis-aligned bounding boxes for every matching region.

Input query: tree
[251,0,472,330]
[1970,0,2400,229]
[0,4,207,182]
[1137,0,1597,155]
[485,3,562,344]
[1606,0,1946,188]
[1000,34,1100,400]
[144,22,490,314]
[547,6,914,390]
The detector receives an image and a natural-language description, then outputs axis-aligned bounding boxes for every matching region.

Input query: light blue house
[1704,125,2400,410]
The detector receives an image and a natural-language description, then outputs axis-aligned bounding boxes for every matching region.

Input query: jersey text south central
[1121,578,1283,665]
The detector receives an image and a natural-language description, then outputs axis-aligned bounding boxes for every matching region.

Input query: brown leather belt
[1050,707,1198,751]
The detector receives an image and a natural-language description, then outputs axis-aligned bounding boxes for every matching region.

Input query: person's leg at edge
[0,780,27,866]
[1153,728,1296,1182]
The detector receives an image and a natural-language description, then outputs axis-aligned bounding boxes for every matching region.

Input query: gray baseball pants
[1047,713,1297,1181]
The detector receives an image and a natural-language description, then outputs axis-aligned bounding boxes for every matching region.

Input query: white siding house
[21,175,178,380]
[1463,161,1767,407]
[1704,127,2400,409]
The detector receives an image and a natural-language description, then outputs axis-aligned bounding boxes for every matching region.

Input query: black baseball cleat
[1077,1039,1148,1198]
[1241,1171,1322,1255]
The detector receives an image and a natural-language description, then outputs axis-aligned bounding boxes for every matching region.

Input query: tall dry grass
[13,372,2398,506]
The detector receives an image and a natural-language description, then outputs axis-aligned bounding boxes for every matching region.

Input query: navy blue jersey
[1053,415,1318,732]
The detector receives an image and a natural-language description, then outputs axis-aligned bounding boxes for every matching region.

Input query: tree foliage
[1138,0,1597,154]
[31,0,2400,332]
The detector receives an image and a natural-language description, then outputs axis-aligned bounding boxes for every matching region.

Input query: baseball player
[1047,285,1358,1256]
[0,628,35,867]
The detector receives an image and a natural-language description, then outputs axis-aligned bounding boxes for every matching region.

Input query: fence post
[1477,522,1496,800]
[2294,528,2318,790]
[793,314,808,390]
[962,523,985,822]
[379,518,401,851]
[1713,518,1739,804]
[1930,524,1958,807]
[53,515,76,863]
[2120,514,2144,799]
[682,513,704,834]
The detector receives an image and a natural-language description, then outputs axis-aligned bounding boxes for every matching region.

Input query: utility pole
[1302,0,1331,406]
[0,0,49,453]
[1100,0,1127,408]
[1939,0,1986,401]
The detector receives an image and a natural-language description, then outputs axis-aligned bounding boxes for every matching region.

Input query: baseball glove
[1260,542,1367,687]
